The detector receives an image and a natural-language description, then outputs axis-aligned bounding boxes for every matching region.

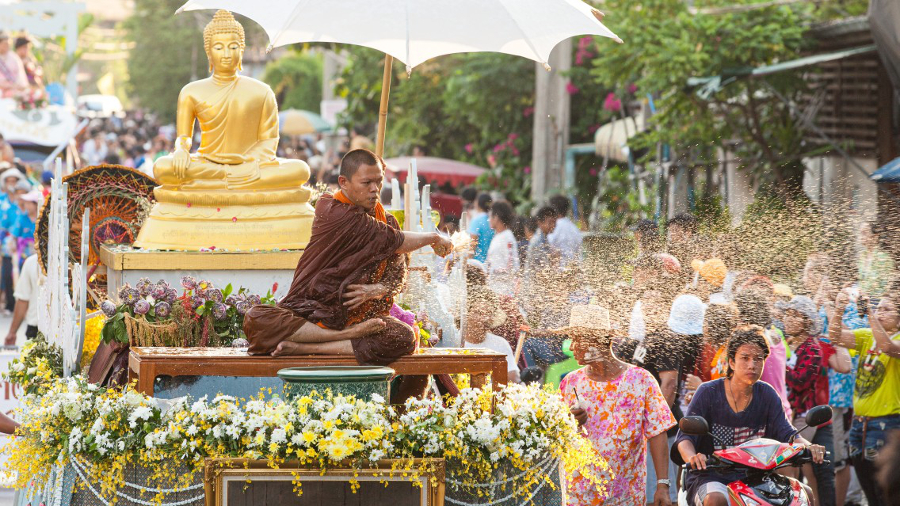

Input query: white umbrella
[176,0,621,154]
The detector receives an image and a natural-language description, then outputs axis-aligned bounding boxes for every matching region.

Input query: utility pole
[531,39,572,202]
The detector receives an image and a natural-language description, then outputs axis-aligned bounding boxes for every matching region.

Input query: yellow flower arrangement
[81,315,105,369]
[7,379,606,504]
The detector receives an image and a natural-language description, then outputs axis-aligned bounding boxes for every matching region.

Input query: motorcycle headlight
[739,495,762,506]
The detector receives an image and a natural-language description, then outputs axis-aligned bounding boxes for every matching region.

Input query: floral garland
[6,378,607,504]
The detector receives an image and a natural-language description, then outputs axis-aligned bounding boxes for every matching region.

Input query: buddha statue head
[203,10,245,73]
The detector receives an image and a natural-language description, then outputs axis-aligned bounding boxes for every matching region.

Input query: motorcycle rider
[673,326,827,506]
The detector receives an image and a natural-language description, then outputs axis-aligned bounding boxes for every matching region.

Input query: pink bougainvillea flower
[523,106,535,118]
[487,154,497,166]
[464,143,474,154]
[565,82,579,95]
[510,146,520,156]
[508,133,519,142]
[628,83,638,94]
[589,167,598,176]
[493,143,505,153]
[603,92,621,112]
[523,166,532,174]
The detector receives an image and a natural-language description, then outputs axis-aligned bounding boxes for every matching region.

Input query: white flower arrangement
[7,378,607,504]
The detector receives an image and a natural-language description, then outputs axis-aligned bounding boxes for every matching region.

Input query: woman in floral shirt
[558,304,675,506]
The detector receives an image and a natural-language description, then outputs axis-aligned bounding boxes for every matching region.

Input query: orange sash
[324,191,393,327]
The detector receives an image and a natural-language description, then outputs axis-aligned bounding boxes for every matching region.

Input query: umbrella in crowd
[176,0,621,155]
[384,157,486,187]
[278,109,333,136]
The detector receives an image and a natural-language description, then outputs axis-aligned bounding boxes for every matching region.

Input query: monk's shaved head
[340,149,384,181]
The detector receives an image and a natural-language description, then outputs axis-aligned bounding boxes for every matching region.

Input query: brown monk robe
[243,149,452,376]
[244,191,414,364]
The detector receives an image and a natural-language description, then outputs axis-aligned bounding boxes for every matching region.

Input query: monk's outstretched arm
[397,232,451,256]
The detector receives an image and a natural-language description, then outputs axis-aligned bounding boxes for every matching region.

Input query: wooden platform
[128,347,508,396]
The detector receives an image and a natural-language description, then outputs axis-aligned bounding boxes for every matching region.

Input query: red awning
[384,156,486,187]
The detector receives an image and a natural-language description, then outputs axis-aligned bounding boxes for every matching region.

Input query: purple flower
[165,288,178,303]
[150,283,167,300]
[212,302,228,320]
[134,299,151,315]
[117,284,133,301]
[123,288,140,306]
[390,303,416,326]
[207,289,224,303]
[137,278,152,297]
[154,301,171,318]
[101,300,117,317]
[235,301,251,315]
[181,276,197,290]
[247,294,261,305]
[190,295,204,309]
[225,294,239,306]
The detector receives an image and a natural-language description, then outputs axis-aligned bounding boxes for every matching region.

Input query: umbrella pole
[375,54,393,157]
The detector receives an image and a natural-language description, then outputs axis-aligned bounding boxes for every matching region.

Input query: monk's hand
[344,283,387,310]
[172,149,191,179]
[431,234,453,257]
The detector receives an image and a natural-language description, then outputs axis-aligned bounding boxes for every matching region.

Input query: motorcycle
[679,404,832,506]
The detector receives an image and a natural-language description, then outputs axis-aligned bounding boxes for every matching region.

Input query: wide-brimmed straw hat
[552,303,611,336]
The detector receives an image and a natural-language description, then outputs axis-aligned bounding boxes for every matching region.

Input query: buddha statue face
[208,32,243,75]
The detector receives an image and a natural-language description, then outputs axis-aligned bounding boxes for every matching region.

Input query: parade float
[5,3,623,505]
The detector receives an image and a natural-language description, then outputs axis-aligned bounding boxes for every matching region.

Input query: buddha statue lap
[134,10,314,251]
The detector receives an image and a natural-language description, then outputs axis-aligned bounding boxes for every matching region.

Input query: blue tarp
[872,157,900,183]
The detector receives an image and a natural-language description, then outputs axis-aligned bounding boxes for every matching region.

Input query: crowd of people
[449,191,898,506]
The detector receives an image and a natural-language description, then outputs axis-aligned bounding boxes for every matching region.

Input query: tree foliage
[589,0,867,201]
[124,0,207,122]
[124,2,267,122]
[262,51,323,112]
[334,47,535,204]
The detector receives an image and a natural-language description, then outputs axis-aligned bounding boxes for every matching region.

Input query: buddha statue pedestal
[133,187,314,251]
[100,244,302,303]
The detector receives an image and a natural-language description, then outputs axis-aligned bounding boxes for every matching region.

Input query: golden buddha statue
[134,10,314,251]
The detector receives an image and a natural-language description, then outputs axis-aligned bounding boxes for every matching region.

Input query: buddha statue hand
[172,148,192,180]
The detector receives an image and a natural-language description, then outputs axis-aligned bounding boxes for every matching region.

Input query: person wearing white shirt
[485,200,519,297]
[465,267,520,384]
[547,195,582,268]
[5,254,40,346]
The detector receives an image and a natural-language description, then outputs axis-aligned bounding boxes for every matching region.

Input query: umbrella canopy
[278,109,333,135]
[872,156,900,183]
[594,115,645,162]
[177,0,620,70]
[384,157,486,187]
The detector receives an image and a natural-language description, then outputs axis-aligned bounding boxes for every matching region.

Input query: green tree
[334,47,534,204]
[262,50,323,112]
[589,0,865,203]
[124,0,207,122]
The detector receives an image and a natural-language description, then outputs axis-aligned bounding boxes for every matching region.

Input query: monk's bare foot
[345,318,387,339]
[272,341,306,357]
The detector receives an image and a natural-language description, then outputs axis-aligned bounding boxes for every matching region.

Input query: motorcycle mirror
[805,405,833,428]
[679,416,710,436]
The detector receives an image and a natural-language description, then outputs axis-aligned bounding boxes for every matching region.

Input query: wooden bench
[128,347,509,396]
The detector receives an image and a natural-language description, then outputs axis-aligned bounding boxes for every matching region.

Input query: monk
[244,149,452,369]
